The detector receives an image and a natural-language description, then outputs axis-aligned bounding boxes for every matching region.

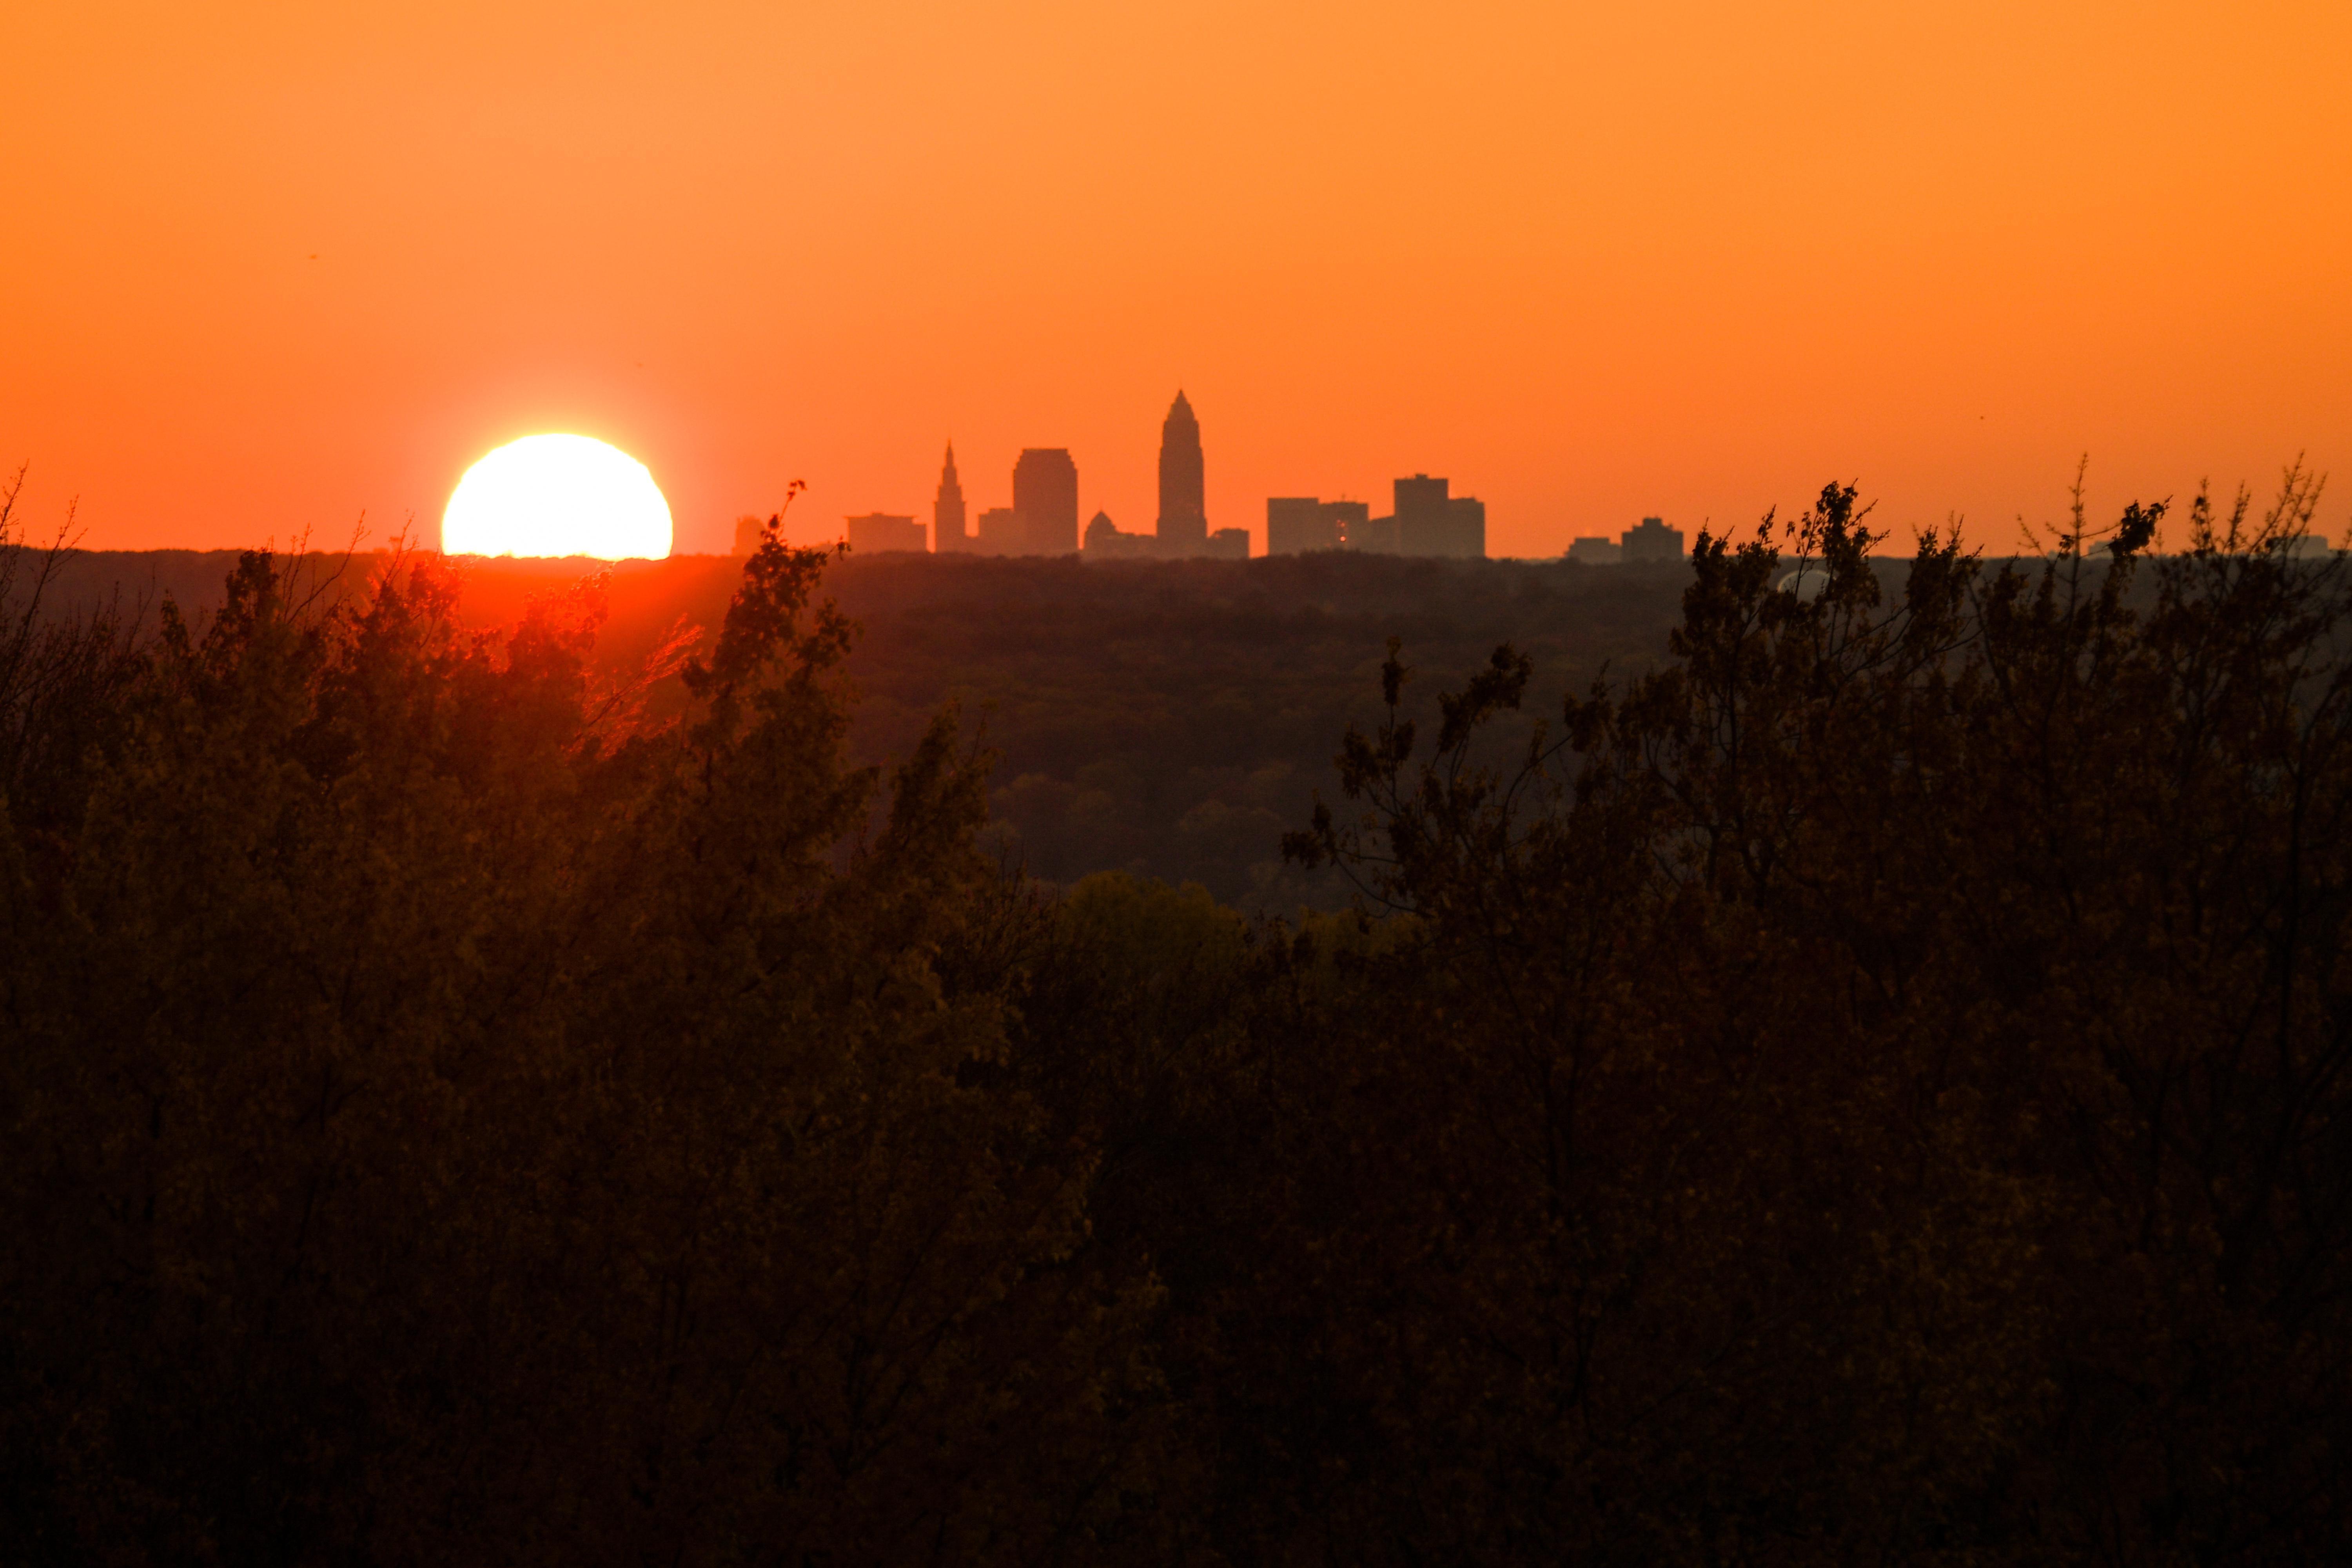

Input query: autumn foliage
[3,481,2350,1563]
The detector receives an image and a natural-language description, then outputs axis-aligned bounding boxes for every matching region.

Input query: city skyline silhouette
[5,2,2343,556]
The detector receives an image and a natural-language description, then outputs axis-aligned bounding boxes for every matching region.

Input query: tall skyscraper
[933,442,969,552]
[1013,448,1078,555]
[1156,390,1206,552]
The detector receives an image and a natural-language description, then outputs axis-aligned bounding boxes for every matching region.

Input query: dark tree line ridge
[24,542,1700,907]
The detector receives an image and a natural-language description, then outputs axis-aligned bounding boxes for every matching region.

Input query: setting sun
[442,434,672,559]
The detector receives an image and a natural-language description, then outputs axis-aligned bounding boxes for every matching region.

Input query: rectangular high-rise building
[1386,476,1485,558]
[1621,516,1685,563]
[1323,500,1371,548]
[1396,474,1453,557]
[1013,448,1079,555]
[1267,497,1335,555]
[1267,497,1379,555]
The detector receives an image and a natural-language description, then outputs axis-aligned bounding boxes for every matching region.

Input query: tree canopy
[4,478,2350,1563]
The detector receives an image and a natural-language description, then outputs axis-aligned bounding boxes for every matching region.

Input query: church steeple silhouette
[1156,391,1205,550]
[934,441,968,552]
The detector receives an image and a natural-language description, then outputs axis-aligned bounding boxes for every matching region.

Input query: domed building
[1776,563,1829,601]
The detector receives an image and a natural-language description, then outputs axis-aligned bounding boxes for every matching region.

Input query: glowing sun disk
[443,434,673,559]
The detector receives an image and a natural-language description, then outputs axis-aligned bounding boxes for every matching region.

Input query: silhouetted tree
[0,523,1172,1566]
[1263,473,2352,1561]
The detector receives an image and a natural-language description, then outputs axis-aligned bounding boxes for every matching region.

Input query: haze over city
[8,0,2348,556]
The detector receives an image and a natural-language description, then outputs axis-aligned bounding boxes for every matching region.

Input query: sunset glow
[7,1,2346,555]
[442,435,672,559]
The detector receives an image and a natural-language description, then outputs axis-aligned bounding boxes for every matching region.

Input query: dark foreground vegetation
[4,472,2351,1563]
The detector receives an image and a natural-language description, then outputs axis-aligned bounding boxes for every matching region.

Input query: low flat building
[1568,536,1622,565]
[846,513,925,554]
[1268,498,1376,555]
[976,506,1024,555]
[1449,496,1486,559]
[1084,513,1251,560]
[1083,511,1158,559]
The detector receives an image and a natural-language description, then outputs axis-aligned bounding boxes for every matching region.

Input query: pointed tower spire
[934,439,968,552]
[1157,390,1206,551]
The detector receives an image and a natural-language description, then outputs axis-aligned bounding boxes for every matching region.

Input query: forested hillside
[7,479,2350,1563]
[36,546,1693,904]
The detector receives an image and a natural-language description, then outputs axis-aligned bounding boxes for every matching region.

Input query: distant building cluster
[791,393,1247,561]
[1567,516,1686,566]
[729,389,1683,564]
[1265,475,1485,559]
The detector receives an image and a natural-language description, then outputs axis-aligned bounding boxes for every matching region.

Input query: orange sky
[7,0,2349,558]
